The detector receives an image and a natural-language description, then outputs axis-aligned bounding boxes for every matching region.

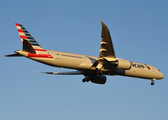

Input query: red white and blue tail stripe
[15,23,40,47]
[15,23,53,59]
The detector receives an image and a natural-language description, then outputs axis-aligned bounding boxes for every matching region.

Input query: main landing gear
[96,68,103,75]
[82,69,103,83]
[151,78,156,86]
[82,76,91,82]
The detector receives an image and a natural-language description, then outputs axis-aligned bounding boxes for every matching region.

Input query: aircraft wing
[35,70,83,75]
[99,21,116,58]
[91,21,117,70]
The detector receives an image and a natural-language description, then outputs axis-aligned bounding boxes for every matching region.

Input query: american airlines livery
[6,21,164,85]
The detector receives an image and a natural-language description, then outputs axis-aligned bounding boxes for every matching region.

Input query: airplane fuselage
[15,50,164,80]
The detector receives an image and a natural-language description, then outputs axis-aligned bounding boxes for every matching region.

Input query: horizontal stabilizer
[5,53,23,57]
[34,70,83,75]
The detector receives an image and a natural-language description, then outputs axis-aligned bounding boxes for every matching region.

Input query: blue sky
[0,0,168,120]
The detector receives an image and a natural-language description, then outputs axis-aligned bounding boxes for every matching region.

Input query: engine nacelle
[91,75,106,84]
[116,59,132,70]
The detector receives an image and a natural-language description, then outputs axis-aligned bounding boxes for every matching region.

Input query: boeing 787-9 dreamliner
[6,21,164,85]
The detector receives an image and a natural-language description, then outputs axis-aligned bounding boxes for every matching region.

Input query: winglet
[99,21,116,58]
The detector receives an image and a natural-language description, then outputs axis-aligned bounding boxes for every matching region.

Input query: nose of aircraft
[158,71,164,79]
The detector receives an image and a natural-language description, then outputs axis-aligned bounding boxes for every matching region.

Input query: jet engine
[91,75,107,84]
[115,59,132,70]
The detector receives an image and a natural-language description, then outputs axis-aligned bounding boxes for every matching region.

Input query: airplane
[6,21,164,85]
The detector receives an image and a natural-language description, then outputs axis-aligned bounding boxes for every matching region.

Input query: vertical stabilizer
[15,23,48,55]
[15,23,40,47]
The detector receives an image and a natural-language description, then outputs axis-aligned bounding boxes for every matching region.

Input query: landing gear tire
[151,82,155,86]
[82,79,85,82]
[151,78,156,86]
[82,77,90,83]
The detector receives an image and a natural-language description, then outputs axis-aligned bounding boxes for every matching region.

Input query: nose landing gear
[151,81,155,85]
[151,78,156,86]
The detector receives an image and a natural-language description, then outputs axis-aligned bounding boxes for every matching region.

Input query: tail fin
[15,23,48,54]
[15,23,40,47]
